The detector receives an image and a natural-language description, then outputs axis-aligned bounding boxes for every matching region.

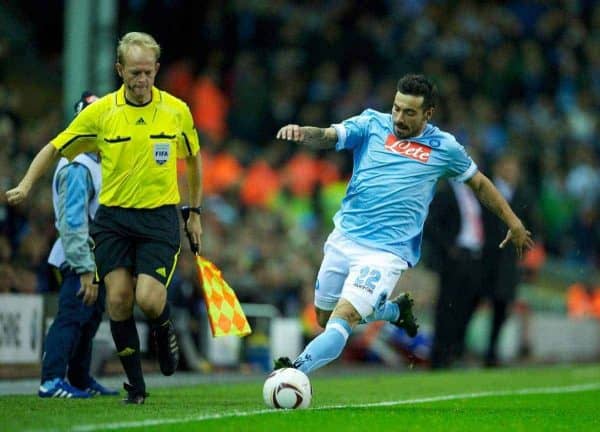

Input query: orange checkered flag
[194,256,252,337]
[181,207,252,338]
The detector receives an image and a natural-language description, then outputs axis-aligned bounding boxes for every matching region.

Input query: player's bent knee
[339,293,374,322]
[330,299,362,327]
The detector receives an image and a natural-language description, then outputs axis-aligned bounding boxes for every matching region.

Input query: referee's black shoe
[122,383,148,405]
[153,320,180,376]
[392,293,419,337]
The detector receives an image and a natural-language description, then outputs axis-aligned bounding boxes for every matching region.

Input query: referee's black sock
[149,302,179,376]
[149,302,171,329]
[110,317,145,393]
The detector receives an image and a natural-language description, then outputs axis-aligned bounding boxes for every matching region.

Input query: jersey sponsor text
[384,134,431,162]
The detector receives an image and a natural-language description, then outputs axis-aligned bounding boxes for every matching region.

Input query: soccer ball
[262,368,312,409]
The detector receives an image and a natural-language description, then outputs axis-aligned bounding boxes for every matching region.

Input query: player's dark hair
[397,74,437,110]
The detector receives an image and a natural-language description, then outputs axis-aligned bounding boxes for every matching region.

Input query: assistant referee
[6,32,203,404]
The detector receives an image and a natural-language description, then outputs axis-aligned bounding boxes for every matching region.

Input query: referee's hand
[186,212,203,254]
[5,183,31,205]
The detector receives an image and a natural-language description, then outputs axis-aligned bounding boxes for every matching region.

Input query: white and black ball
[263,368,312,409]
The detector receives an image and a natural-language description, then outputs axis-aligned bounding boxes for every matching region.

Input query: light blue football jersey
[331,108,477,266]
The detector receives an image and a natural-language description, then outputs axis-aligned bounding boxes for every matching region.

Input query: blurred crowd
[0,1,598,318]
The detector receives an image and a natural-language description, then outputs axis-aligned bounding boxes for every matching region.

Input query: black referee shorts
[90,205,180,287]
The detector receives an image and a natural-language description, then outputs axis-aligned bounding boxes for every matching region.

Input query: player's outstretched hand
[276,124,304,142]
[499,224,534,259]
[5,184,31,206]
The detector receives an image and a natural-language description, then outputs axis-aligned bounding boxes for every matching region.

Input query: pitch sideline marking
[53,382,600,432]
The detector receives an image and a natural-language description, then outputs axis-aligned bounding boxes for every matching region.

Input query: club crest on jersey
[153,143,170,165]
[385,135,431,162]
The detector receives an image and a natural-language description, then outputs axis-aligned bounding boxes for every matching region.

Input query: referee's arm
[6,143,60,205]
[184,150,203,251]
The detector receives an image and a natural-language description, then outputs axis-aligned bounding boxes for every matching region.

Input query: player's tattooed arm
[276,125,338,149]
[300,127,338,149]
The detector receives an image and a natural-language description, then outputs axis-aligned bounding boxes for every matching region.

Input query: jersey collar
[115,85,162,106]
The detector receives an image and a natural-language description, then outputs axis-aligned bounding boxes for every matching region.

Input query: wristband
[188,206,203,215]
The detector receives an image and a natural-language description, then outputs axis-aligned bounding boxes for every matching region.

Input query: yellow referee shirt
[51,86,200,209]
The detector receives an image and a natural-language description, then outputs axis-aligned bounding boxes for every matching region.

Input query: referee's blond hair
[116,32,161,64]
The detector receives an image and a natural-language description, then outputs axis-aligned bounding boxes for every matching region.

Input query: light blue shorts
[314,228,408,318]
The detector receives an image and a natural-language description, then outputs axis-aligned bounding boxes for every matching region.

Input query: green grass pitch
[2,363,599,432]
